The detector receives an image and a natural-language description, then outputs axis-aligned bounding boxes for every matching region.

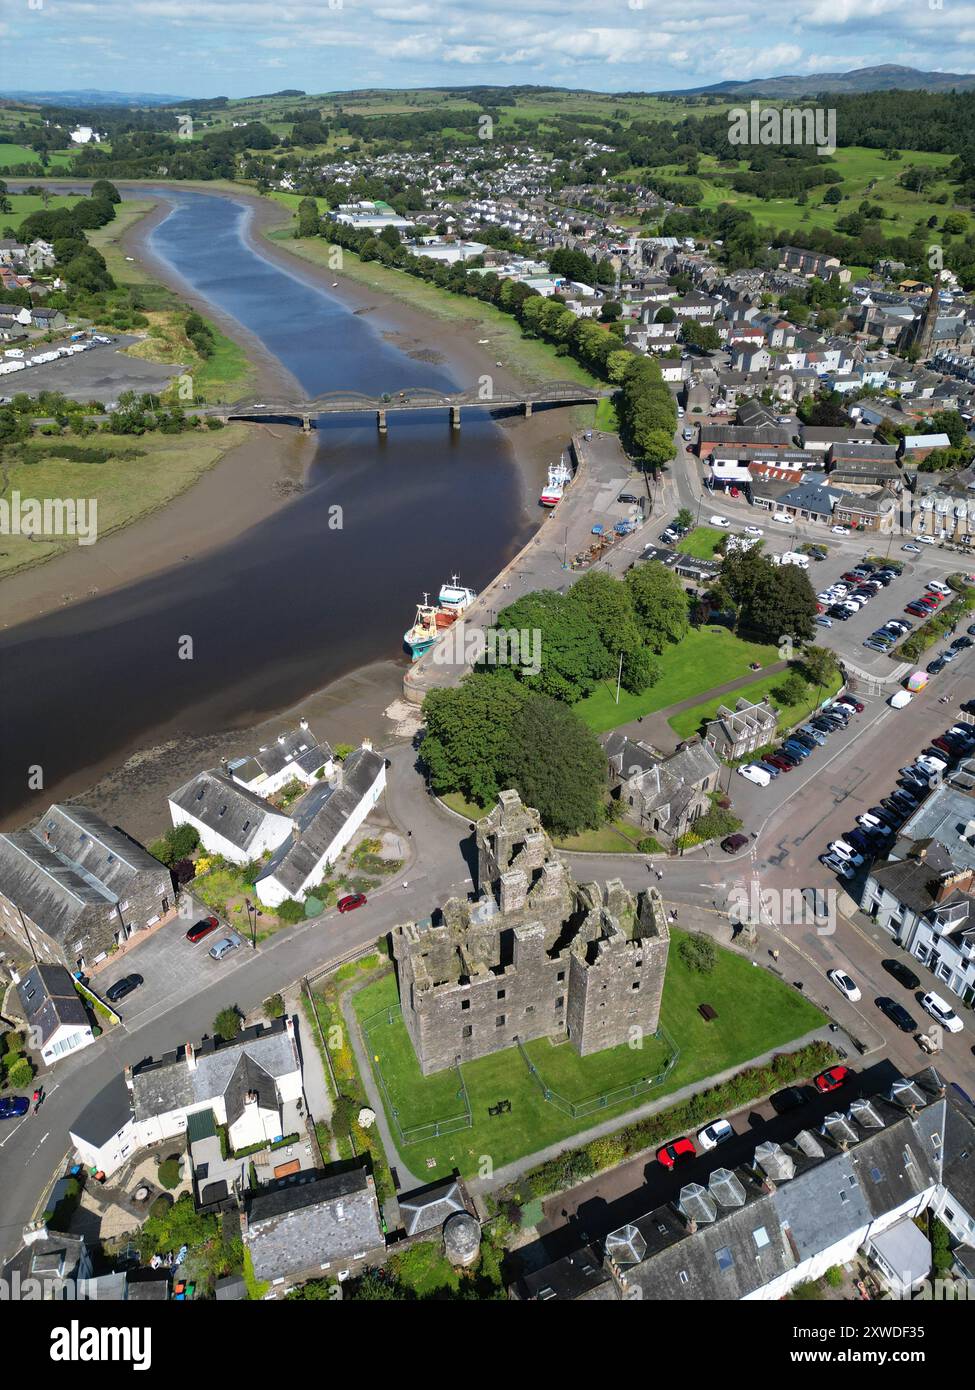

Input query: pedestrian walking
[407,830,412,838]
[655,868,664,881]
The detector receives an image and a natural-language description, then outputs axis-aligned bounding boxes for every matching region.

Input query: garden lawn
[678,525,726,559]
[351,935,823,1180]
[574,626,780,734]
[669,667,843,740]
[553,822,646,853]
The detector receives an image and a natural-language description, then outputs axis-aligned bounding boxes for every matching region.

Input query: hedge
[501,1040,835,1202]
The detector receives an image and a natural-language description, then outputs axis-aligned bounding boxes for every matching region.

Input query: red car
[657,1137,696,1168]
[814,1065,851,1094]
[764,755,794,773]
[337,893,368,913]
[186,915,219,944]
[836,696,864,713]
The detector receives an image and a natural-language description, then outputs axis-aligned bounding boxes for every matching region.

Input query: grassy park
[574,626,781,734]
[352,935,823,1180]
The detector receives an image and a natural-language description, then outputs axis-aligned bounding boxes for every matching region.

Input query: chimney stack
[184,1041,196,1071]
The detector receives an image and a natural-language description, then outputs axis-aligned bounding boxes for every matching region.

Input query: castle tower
[910,272,941,358]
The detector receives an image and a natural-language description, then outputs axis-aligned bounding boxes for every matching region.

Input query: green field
[639,145,960,243]
[352,934,823,1179]
[0,427,250,580]
[679,525,726,558]
[6,192,85,220]
[574,626,781,733]
[669,667,843,740]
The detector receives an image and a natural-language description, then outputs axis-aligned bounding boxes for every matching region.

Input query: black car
[828,606,852,621]
[790,732,818,750]
[618,492,640,505]
[927,657,947,675]
[775,749,803,767]
[882,958,921,991]
[880,799,907,823]
[952,636,974,650]
[771,1086,810,1114]
[876,996,918,1032]
[106,974,143,1004]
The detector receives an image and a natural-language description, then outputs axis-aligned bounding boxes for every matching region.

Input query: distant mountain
[670,65,975,97]
[0,89,185,107]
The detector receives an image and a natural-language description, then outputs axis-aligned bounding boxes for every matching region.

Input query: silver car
[209,932,244,960]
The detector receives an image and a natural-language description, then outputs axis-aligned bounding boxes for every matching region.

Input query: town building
[0,804,173,971]
[69,1016,304,1178]
[391,790,670,1074]
[225,720,334,800]
[703,697,778,762]
[603,734,722,842]
[16,962,95,1066]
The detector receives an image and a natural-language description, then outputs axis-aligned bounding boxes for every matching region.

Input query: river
[0,190,533,823]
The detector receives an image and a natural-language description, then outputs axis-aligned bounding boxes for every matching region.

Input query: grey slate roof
[397,1177,467,1237]
[17,962,88,1047]
[245,1167,384,1281]
[168,769,287,855]
[256,747,384,897]
[70,1072,133,1148]
[0,804,168,948]
[227,723,332,785]
[130,1018,299,1123]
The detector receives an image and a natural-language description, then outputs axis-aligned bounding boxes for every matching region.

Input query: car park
[697,1119,734,1151]
[827,968,861,1002]
[814,1065,852,1093]
[882,958,921,991]
[921,991,964,1033]
[106,974,143,1003]
[0,1096,29,1120]
[877,996,918,1032]
[657,1137,696,1168]
[209,934,243,960]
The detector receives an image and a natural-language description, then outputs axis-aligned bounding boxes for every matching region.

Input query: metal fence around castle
[515,1025,680,1119]
[360,1006,473,1147]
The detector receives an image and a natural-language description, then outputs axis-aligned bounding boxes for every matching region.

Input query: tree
[599,301,622,322]
[296,196,320,238]
[678,934,717,973]
[654,305,676,323]
[566,572,654,694]
[823,186,842,205]
[625,560,690,652]
[214,1007,242,1040]
[422,674,530,807]
[493,589,611,703]
[681,320,721,352]
[499,693,607,836]
[773,671,809,707]
[746,564,817,644]
[799,644,838,688]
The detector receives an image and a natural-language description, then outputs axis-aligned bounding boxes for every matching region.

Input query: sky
[4,0,975,100]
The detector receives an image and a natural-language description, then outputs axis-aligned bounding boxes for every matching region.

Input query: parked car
[738,764,771,785]
[882,958,921,991]
[0,1096,29,1120]
[337,892,368,913]
[822,852,856,880]
[209,934,243,961]
[721,833,749,853]
[754,760,781,778]
[771,1086,809,1112]
[927,580,953,596]
[857,813,893,837]
[831,526,850,536]
[827,969,861,1002]
[952,636,973,650]
[815,615,833,627]
[799,725,827,745]
[697,1119,734,1151]
[709,515,730,527]
[927,657,947,675]
[763,755,793,773]
[657,1137,696,1168]
[902,542,922,553]
[814,1065,852,1093]
[836,697,864,713]
[186,915,220,944]
[920,991,965,1033]
[106,974,143,1003]
[876,996,917,1032]
[828,840,864,866]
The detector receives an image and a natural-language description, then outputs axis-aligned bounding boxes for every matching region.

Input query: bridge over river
[218,379,608,432]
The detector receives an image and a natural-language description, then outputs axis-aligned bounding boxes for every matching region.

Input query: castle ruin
[391,790,670,1075]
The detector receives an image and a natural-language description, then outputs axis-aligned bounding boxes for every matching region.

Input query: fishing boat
[403,595,440,660]
[539,457,573,507]
[438,575,477,613]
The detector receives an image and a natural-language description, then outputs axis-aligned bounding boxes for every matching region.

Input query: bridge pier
[377,409,387,434]
[450,405,461,430]
[523,400,533,418]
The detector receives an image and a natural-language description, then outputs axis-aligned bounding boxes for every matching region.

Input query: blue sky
[5,0,975,99]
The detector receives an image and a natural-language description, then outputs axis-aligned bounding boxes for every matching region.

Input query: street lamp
[244,898,259,951]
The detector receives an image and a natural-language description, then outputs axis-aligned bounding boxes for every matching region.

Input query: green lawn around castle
[574,626,781,734]
[352,929,823,1181]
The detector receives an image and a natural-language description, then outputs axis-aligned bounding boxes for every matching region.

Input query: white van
[889,689,913,709]
[738,764,771,786]
[926,581,952,597]
[921,991,964,1033]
